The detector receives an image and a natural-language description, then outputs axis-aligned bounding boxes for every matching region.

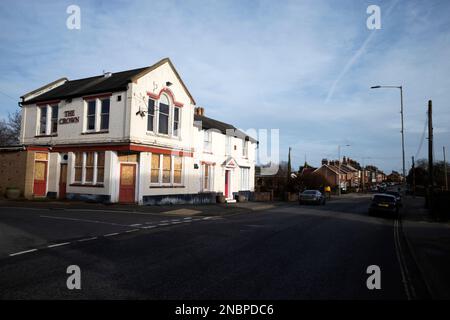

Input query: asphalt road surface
[0,196,427,299]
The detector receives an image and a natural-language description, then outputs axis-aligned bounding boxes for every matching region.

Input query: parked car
[385,191,402,207]
[368,194,399,216]
[299,190,326,205]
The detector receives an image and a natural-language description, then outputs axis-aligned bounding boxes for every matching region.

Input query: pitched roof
[21,58,196,105]
[194,114,257,143]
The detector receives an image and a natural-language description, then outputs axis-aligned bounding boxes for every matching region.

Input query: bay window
[240,167,250,190]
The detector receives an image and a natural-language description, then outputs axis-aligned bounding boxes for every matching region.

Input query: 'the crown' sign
[59,110,79,124]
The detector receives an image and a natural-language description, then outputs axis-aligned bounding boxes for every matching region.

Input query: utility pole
[428,100,434,207]
[444,146,448,191]
[400,86,406,191]
[412,156,416,198]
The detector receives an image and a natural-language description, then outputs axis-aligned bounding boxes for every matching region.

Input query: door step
[225,199,236,203]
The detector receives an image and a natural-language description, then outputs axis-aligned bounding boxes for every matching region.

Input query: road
[0,196,427,299]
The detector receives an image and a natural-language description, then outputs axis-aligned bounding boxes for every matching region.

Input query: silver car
[299,190,326,205]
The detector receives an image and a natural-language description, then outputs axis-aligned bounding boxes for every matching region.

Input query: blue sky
[1,0,449,173]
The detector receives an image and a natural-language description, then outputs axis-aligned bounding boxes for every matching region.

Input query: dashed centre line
[47,242,70,248]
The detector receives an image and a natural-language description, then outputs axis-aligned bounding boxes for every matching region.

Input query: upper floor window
[158,94,170,135]
[39,106,47,135]
[147,93,180,137]
[51,105,58,134]
[87,100,96,131]
[85,98,110,132]
[100,99,110,130]
[173,107,180,137]
[203,131,212,153]
[242,140,248,158]
[147,99,155,132]
[225,135,232,155]
[38,105,58,135]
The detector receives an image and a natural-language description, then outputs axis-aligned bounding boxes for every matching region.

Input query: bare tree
[0,110,21,146]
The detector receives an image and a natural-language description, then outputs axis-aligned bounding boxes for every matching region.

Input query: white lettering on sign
[59,110,79,124]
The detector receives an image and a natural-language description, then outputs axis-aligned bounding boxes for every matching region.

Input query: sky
[1,0,449,173]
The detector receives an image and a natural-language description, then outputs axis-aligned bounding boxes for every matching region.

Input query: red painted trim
[83,93,112,100]
[147,87,184,107]
[36,100,60,106]
[27,146,50,151]
[50,143,193,157]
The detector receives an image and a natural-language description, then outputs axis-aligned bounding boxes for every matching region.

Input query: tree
[0,110,21,146]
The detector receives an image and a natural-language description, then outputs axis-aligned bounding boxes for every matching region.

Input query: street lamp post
[337,144,350,196]
[370,85,406,192]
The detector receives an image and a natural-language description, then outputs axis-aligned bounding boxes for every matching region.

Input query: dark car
[368,194,399,216]
[385,191,402,207]
[299,190,326,205]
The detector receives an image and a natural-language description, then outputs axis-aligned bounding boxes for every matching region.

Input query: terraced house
[18,58,257,204]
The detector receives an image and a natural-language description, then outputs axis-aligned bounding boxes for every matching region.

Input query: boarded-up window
[162,154,171,183]
[85,152,95,183]
[174,156,182,184]
[151,154,160,183]
[74,152,83,182]
[97,152,105,183]
[203,164,210,190]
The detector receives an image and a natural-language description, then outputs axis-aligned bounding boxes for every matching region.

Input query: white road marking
[9,249,38,256]
[160,220,169,223]
[48,242,70,248]
[182,220,192,223]
[125,229,139,233]
[77,237,98,242]
[40,215,130,227]
[130,223,142,227]
[394,218,416,300]
[104,232,119,237]
[143,225,156,229]
[183,217,192,220]
[171,219,180,222]
[158,223,169,226]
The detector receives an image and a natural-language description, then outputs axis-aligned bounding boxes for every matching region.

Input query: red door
[33,161,47,196]
[119,164,136,203]
[224,170,229,198]
[59,164,67,199]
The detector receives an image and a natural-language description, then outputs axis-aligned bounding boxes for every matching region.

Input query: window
[73,151,105,185]
[100,99,110,130]
[203,164,211,190]
[158,94,170,134]
[87,100,96,131]
[97,152,105,183]
[51,105,58,134]
[225,136,232,155]
[242,140,248,158]
[203,131,212,153]
[162,154,171,183]
[151,154,160,183]
[151,153,183,185]
[39,106,47,135]
[240,168,250,190]
[147,99,155,132]
[174,156,182,184]
[74,152,83,183]
[173,107,180,136]
[85,152,95,183]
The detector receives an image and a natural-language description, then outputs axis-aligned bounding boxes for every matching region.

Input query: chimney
[195,107,205,116]
[322,158,328,165]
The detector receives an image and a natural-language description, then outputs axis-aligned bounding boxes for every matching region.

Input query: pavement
[401,196,450,299]
[0,193,446,299]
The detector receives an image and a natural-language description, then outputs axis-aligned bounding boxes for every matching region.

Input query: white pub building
[19,58,257,204]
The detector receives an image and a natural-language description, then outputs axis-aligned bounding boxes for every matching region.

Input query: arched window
[158,94,170,134]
